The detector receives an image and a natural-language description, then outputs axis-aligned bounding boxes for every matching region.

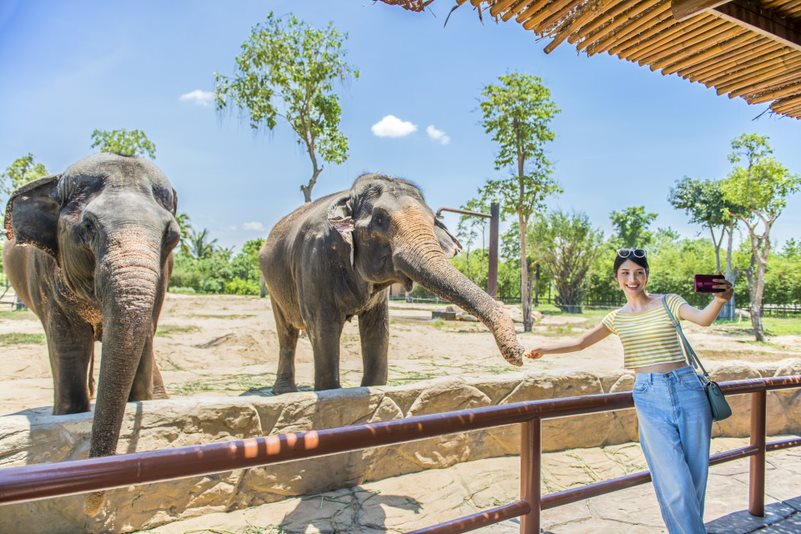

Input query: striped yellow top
[601,294,688,369]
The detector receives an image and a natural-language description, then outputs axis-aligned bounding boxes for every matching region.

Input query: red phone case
[695,274,725,293]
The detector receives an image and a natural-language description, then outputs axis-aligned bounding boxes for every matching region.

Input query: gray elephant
[3,154,179,465]
[261,173,525,394]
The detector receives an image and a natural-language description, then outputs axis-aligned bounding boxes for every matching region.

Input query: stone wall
[1,361,799,533]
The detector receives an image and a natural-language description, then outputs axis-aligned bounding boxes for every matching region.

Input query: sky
[1,0,800,253]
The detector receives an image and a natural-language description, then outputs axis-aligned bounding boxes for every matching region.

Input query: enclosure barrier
[0,376,799,533]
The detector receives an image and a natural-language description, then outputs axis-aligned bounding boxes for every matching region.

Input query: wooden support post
[749,389,767,517]
[520,418,542,534]
[488,202,499,298]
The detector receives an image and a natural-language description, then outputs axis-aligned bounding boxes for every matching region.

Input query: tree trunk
[751,256,767,341]
[519,214,531,332]
[300,167,323,203]
[722,226,736,321]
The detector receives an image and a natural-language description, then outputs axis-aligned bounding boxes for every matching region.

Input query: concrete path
[149,436,801,533]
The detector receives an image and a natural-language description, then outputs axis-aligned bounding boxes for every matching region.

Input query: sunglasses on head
[618,248,647,259]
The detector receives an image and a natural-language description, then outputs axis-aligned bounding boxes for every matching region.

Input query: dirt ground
[2,293,800,416]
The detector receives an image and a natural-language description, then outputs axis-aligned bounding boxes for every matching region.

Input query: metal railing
[0,376,799,533]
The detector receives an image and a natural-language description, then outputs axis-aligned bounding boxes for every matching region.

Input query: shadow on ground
[706,497,801,533]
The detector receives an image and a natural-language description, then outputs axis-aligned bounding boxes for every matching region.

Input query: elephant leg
[359,299,389,386]
[308,317,345,391]
[45,312,94,415]
[129,336,155,401]
[151,357,168,399]
[273,304,299,394]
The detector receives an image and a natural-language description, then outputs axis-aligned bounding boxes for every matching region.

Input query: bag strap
[662,295,710,378]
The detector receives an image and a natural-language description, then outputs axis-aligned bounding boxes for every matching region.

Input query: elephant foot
[152,385,169,399]
[273,379,297,395]
[53,400,90,416]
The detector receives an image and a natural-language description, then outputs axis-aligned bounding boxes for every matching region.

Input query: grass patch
[155,324,201,337]
[0,333,46,345]
[711,316,801,337]
[387,367,440,385]
[0,310,36,321]
[185,313,257,320]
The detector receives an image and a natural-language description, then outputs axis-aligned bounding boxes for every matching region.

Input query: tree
[720,133,801,341]
[189,228,219,260]
[1,153,49,200]
[455,196,490,281]
[668,178,743,319]
[479,73,561,331]
[174,212,193,257]
[90,129,157,158]
[610,206,658,248]
[215,12,358,203]
[529,211,604,313]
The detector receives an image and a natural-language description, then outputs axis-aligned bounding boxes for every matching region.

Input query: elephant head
[4,153,180,461]
[327,174,525,365]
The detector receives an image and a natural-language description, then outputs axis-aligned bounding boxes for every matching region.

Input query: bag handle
[662,295,710,379]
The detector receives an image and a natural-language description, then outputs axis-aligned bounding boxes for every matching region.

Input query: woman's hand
[526,348,544,360]
[714,275,734,303]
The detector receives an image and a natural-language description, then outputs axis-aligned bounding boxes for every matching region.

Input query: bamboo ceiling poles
[392,0,801,120]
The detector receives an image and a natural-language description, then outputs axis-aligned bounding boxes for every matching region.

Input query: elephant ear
[434,218,462,258]
[5,174,62,258]
[327,195,355,267]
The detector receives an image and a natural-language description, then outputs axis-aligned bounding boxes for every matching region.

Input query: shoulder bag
[662,296,732,421]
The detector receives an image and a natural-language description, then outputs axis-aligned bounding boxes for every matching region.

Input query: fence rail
[0,376,799,533]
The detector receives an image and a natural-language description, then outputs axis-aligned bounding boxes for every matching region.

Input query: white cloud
[179,89,215,107]
[426,125,451,145]
[242,221,265,232]
[371,115,417,138]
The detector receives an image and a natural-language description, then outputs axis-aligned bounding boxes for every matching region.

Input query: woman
[527,248,733,534]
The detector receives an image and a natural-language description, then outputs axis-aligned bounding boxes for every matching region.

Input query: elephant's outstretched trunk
[392,211,526,366]
[86,231,161,515]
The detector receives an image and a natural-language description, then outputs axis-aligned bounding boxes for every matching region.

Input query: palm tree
[189,228,218,259]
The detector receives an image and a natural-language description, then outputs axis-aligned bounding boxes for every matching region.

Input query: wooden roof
[383,0,801,120]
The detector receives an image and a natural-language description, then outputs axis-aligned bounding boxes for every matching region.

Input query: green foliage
[721,134,800,225]
[175,212,193,256]
[610,206,658,247]
[90,129,157,158]
[669,178,739,230]
[188,227,219,259]
[215,12,358,202]
[529,210,604,311]
[1,153,49,201]
[455,196,490,251]
[169,237,264,296]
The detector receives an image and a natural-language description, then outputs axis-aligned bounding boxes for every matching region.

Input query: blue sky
[2,0,799,252]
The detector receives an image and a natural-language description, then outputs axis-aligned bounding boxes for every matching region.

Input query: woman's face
[616,259,648,296]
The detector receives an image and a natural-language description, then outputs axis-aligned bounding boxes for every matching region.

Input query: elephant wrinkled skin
[261,173,526,394]
[2,154,179,470]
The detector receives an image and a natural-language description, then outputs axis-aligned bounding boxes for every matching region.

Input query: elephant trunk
[90,232,161,460]
[392,211,525,366]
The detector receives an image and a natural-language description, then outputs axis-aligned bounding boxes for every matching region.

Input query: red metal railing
[0,376,799,533]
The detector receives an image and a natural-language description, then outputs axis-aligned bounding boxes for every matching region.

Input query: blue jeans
[633,366,713,534]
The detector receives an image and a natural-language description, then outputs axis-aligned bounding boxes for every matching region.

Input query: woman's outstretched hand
[714,274,734,302]
[526,348,544,359]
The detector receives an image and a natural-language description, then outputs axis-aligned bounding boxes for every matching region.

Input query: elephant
[3,154,179,469]
[260,173,526,394]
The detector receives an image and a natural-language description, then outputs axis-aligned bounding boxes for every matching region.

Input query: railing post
[520,418,541,534]
[749,389,767,516]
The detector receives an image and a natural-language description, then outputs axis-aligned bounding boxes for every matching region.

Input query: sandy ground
[1,293,800,415]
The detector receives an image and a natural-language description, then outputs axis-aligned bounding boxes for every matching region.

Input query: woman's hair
[613,252,649,275]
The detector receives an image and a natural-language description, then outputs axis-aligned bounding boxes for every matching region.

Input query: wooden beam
[713,0,801,52]
[672,0,731,22]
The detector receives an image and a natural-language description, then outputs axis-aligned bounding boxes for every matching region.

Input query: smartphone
[695,274,726,293]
